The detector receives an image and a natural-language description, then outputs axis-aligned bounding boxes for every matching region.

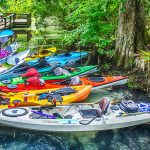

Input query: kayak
[0,77,86,93]
[0,59,77,81]
[7,49,30,65]
[0,67,7,74]
[25,47,57,61]
[0,30,14,37]
[0,65,98,86]
[0,85,92,108]
[0,30,14,44]
[26,51,88,66]
[0,50,15,64]
[0,75,126,93]
[82,76,128,91]
[0,98,149,132]
[0,42,19,64]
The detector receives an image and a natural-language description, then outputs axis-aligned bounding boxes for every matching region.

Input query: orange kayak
[81,76,128,90]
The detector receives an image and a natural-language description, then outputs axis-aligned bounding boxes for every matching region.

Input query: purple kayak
[0,49,10,59]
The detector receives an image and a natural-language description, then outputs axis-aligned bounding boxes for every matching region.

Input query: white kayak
[7,49,30,65]
[0,67,7,74]
[0,98,149,132]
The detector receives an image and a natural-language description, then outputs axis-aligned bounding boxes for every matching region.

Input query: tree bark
[115,0,146,69]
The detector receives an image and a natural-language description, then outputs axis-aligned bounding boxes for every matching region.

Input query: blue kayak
[0,59,77,81]
[0,30,14,44]
[27,51,88,66]
[0,52,88,81]
[0,30,14,37]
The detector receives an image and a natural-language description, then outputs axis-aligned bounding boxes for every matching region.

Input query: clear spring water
[0,87,149,150]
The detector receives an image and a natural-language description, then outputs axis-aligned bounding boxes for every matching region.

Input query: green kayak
[0,65,98,86]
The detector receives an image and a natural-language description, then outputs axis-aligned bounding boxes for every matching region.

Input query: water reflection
[0,124,149,150]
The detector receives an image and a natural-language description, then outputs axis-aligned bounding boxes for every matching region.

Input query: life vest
[21,68,41,78]
[26,76,45,85]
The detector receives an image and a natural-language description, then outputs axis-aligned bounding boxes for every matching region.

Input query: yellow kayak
[25,47,57,61]
[0,85,92,108]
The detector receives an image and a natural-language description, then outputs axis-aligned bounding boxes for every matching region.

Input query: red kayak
[0,76,86,93]
[0,76,127,93]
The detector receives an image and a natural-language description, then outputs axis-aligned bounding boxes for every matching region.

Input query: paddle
[31,110,57,119]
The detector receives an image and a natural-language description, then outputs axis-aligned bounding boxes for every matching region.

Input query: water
[0,87,149,150]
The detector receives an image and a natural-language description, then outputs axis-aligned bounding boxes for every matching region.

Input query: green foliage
[1,0,149,59]
[3,0,35,14]
[59,0,121,57]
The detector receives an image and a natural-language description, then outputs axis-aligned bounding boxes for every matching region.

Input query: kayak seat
[99,97,110,115]
[7,84,18,89]
[1,79,12,84]
[0,97,10,105]
[64,52,71,57]
[13,65,30,73]
[88,77,105,82]
[119,100,138,112]
[52,87,77,96]
[79,109,101,118]
[65,60,76,67]
[41,50,49,54]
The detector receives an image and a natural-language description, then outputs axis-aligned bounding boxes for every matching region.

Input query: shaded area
[94,124,150,150]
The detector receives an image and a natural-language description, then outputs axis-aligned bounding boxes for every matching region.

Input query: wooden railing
[0,13,31,30]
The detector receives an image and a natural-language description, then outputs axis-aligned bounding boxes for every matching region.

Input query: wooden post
[10,15,12,29]
[4,18,6,29]
[13,13,16,27]
[27,13,31,27]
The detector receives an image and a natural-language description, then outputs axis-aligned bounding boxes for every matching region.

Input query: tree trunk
[115,0,146,69]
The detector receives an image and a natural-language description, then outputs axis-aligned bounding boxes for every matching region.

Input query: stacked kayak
[0,65,98,86]
[0,85,92,108]
[25,47,57,61]
[0,98,149,132]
